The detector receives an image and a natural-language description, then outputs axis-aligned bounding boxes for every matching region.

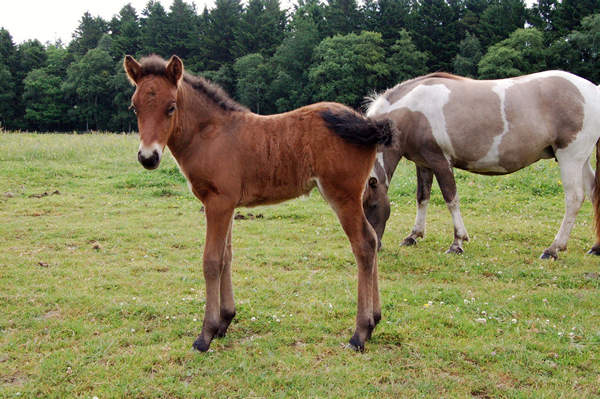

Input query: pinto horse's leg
[402,166,434,246]
[216,219,235,338]
[432,164,469,254]
[193,202,235,352]
[541,159,586,260]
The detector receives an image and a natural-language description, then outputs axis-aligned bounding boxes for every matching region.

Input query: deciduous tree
[308,31,389,108]
[478,28,545,78]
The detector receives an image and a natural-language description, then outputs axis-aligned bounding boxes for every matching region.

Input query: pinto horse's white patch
[413,199,429,235]
[376,152,388,186]
[469,80,515,173]
[366,96,391,118]
[368,152,389,188]
[387,84,455,161]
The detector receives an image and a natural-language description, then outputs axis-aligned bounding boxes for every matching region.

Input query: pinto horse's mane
[138,55,249,113]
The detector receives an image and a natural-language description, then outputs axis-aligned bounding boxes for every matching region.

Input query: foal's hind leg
[541,159,586,260]
[216,219,235,338]
[193,201,235,352]
[402,166,434,246]
[340,205,378,351]
[582,158,600,255]
[583,157,600,255]
[320,183,378,351]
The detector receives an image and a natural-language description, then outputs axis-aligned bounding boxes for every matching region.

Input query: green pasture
[1,133,599,398]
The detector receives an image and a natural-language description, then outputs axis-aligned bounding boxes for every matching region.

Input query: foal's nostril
[138,149,160,170]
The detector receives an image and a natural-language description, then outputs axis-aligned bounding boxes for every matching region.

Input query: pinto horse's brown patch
[443,80,504,164]
[499,77,584,171]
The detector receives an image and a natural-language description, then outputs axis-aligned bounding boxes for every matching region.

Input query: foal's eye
[167,104,176,116]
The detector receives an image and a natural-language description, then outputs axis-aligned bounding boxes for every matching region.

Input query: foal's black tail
[320,109,393,146]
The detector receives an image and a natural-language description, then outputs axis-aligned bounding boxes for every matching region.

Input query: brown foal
[124,55,392,352]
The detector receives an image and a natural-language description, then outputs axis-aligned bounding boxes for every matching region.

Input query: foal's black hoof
[373,312,382,327]
[215,311,236,338]
[540,251,557,260]
[401,237,417,246]
[348,335,365,352]
[192,336,211,352]
[215,330,227,338]
[215,322,232,338]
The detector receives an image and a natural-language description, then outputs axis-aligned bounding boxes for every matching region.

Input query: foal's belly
[238,178,317,207]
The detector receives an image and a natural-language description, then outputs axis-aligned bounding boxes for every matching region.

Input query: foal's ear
[166,55,184,86]
[124,55,142,85]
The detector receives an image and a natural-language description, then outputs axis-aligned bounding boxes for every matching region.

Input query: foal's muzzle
[138,149,161,170]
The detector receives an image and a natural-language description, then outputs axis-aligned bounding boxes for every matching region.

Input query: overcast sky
[2,0,536,46]
[0,0,217,45]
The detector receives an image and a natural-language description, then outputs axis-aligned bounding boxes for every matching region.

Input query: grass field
[1,132,599,398]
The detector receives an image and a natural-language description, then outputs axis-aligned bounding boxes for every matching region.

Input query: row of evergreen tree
[1,0,600,132]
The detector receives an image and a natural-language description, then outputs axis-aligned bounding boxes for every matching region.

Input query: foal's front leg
[402,166,433,246]
[193,202,235,352]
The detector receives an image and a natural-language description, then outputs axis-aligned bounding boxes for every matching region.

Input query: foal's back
[228,102,380,207]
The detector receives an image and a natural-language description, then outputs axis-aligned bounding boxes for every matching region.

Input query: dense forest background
[1,0,600,132]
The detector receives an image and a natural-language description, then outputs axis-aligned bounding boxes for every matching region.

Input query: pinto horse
[123,55,392,352]
[363,71,600,259]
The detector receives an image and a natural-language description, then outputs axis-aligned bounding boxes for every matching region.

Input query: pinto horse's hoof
[540,250,558,260]
[446,245,464,255]
[192,336,211,352]
[401,237,417,246]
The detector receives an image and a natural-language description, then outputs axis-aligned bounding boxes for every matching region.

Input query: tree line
[1,0,600,132]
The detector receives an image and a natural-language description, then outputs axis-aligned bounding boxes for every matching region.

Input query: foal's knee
[355,222,377,266]
[361,223,378,252]
[203,259,222,280]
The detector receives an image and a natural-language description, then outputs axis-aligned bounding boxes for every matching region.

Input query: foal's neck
[167,82,233,158]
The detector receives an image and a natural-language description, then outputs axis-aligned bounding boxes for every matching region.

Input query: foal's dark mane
[138,55,248,113]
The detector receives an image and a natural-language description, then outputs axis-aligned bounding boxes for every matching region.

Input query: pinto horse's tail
[320,110,393,146]
[591,139,600,254]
